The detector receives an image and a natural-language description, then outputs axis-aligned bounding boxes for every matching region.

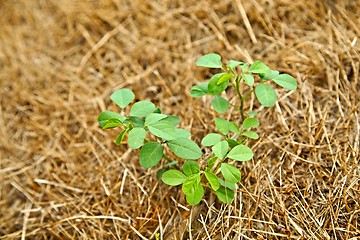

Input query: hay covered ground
[0,0,359,239]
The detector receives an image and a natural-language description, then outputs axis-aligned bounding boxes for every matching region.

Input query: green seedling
[98,53,297,205]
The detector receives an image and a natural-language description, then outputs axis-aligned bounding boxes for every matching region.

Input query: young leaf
[167,138,202,160]
[217,73,233,85]
[130,100,155,117]
[185,183,204,205]
[241,73,254,86]
[215,118,230,135]
[205,172,220,191]
[228,60,245,70]
[227,144,253,161]
[148,120,177,141]
[216,186,234,203]
[195,53,222,68]
[242,118,260,130]
[208,73,230,95]
[115,129,128,146]
[273,74,297,90]
[248,111,257,117]
[261,70,279,80]
[145,113,167,126]
[182,174,201,195]
[102,119,123,129]
[255,83,277,107]
[164,160,178,168]
[183,161,200,176]
[211,96,230,114]
[212,140,229,159]
[220,163,241,183]
[153,107,161,114]
[207,156,218,169]
[139,142,163,168]
[110,88,135,109]
[228,122,240,134]
[201,133,222,147]
[98,111,126,128]
[226,138,239,148]
[128,127,146,149]
[162,169,187,186]
[242,131,259,139]
[248,60,270,75]
[189,82,208,98]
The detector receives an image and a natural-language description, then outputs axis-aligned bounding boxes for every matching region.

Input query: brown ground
[0,0,359,239]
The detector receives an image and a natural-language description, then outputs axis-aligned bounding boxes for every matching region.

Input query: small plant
[98,53,297,205]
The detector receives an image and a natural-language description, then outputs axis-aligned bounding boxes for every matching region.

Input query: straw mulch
[1,0,359,239]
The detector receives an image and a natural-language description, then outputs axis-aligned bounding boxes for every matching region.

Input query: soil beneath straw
[0,0,359,239]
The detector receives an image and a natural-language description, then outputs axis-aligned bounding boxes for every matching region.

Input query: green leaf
[175,128,191,139]
[130,100,156,117]
[273,74,297,90]
[189,82,208,98]
[182,174,201,195]
[129,116,145,127]
[216,186,234,203]
[248,111,257,117]
[195,53,222,68]
[227,60,245,70]
[221,163,241,183]
[229,122,240,134]
[156,168,166,180]
[255,83,277,107]
[164,160,178,168]
[201,133,222,147]
[227,144,253,161]
[145,113,167,126]
[163,115,180,127]
[218,178,238,191]
[261,70,279,80]
[162,169,186,186]
[128,127,146,149]
[208,73,230,95]
[207,156,217,169]
[212,140,229,159]
[110,88,135,109]
[183,161,200,176]
[102,118,123,129]
[242,118,260,130]
[215,118,230,135]
[226,138,239,148]
[241,73,254,86]
[248,60,270,75]
[242,131,259,139]
[205,172,220,191]
[217,73,233,85]
[167,138,202,160]
[148,120,177,141]
[185,183,204,205]
[115,129,128,146]
[139,142,163,168]
[211,96,230,114]
[98,111,126,128]
[153,107,161,114]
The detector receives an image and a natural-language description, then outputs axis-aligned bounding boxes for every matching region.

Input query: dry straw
[0,0,359,239]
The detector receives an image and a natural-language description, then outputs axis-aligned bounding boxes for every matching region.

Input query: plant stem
[234,76,245,122]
